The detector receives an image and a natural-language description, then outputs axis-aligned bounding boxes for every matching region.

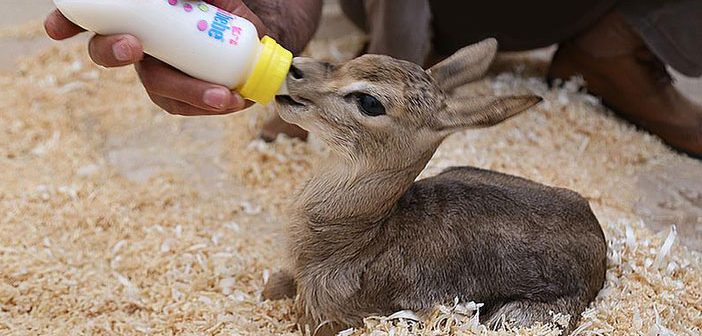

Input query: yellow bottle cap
[239,36,293,104]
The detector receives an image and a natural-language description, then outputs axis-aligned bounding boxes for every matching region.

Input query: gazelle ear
[427,38,498,93]
[433,95,542,131]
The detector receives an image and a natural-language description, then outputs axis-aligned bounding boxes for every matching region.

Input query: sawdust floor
[1,7,702,336]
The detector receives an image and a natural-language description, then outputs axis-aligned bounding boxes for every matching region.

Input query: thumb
[205,0,267,38]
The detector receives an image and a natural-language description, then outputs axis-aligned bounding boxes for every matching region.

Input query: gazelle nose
[289,64,304,80]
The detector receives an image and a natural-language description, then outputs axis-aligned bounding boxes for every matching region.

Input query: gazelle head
[275,38,541,167]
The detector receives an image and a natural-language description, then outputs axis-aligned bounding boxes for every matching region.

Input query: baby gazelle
[265,38,606,335]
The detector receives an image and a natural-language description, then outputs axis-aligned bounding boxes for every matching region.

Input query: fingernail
[203,88,228,109]
[44,19,57,38]
[112,39,132,62]
[228,94,245,110]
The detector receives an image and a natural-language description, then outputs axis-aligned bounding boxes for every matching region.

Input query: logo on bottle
[196,8,243,45]
[166,1,242,45]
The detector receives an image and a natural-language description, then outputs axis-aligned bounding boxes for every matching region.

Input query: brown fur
[265,38,607,335]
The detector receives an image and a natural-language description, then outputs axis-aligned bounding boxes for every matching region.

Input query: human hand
[44,0,267,115]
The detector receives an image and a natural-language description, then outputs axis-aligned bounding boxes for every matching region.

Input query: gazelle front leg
[295,299,348,336]
[263,271,344,335]
[262,270,297,300]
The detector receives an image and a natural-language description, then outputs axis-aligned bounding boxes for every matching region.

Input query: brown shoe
[260,113,308,142]
[548,12,702,158]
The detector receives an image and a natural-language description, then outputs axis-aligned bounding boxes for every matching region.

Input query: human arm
[44,0,322,116]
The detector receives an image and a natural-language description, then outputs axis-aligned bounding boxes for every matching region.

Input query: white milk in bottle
[53,0,291,103]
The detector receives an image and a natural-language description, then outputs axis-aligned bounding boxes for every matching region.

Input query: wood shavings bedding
[1,23,700,336]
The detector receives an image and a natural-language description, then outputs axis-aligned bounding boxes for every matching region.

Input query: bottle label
[166,0,244,46]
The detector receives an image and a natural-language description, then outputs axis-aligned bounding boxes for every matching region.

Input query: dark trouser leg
[339,0,618,63]
[428,1,618,54]
[619,0,702,77]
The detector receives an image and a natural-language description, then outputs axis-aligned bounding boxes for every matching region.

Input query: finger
[44,9,84,40]
[149,93,246,116]
[207,0,267,37]
[136,57,245,111]
[89,34,144,67]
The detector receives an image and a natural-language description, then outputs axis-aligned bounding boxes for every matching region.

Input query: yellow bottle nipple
[238,36,293,104]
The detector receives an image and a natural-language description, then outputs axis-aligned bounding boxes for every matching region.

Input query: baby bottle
[53,0,292,104]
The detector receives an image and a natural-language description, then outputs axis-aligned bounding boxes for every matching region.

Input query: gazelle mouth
[275,95,307,107]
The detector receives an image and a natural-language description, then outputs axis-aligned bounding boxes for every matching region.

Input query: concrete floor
[2,0,701,250]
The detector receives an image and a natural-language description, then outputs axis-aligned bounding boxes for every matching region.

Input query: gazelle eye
[353,93,385,117]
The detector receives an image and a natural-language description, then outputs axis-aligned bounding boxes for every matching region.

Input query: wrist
[244,0,322,55]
